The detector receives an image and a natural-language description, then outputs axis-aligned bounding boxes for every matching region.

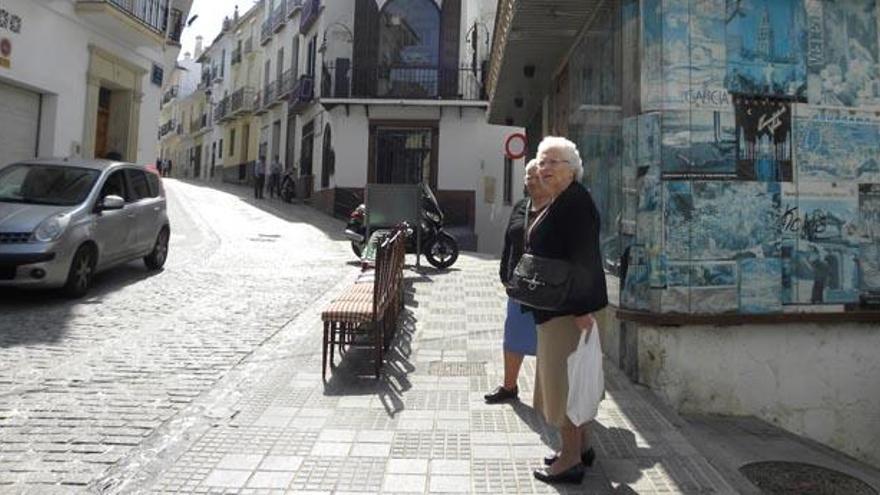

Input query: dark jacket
[524,181,608,324]
[500,198,529,285]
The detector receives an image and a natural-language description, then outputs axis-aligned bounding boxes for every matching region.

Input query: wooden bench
[321,229,405,379]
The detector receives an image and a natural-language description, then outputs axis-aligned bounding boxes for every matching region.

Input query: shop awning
[487,0,606,126]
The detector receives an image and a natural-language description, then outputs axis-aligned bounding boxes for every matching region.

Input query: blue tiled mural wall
[620,0,880,314]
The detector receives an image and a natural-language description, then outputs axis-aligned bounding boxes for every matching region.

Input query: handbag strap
[524,200,552,251]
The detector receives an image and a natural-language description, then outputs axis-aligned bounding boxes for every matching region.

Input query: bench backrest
[373,229,405,318]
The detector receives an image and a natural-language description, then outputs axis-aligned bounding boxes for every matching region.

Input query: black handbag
[506,201,577,311]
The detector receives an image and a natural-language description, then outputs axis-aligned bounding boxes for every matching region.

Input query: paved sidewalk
[124,185,736,494]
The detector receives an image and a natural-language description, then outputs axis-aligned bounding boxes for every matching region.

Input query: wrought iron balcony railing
[320,64,487,101]
[260,19,272,45]
[161,85,178,105]
[230,87,257,116]
[80,0,170,35]
[158,119,176,138]
[299,0,319,34]
[271,2,287,32]
[288,75,314,114]
[262,80,279,108]
[276,69,295,100]
[214,99,229,123]
[287,0,303,18]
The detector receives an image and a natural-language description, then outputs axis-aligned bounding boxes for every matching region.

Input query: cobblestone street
[0,180,356,494]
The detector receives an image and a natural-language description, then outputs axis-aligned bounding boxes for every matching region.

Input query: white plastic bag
[566,321,604,426]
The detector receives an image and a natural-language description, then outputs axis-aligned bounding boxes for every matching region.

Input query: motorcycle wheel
[425,232,459,269]
[351,241,364,258]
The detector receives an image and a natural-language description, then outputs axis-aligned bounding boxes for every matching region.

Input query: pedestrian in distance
[269,156,282,199]
[484,159,550,405]
[166,159,173,178]
[254,156,267,199]
[522,136,608,485]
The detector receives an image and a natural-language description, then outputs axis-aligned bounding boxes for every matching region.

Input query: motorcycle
[344,184,460,269]
[280,170,297,203]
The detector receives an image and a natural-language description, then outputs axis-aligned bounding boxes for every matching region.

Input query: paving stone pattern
[132,190,738,494]
[0,181,354,493]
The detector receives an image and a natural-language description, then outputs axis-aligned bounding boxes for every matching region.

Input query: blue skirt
[503,298,537,356]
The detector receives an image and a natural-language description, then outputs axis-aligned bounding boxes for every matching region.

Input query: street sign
[504,132,527,160]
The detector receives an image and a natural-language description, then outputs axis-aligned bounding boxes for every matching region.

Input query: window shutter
[353,0,379,97]
[439,0,461,98]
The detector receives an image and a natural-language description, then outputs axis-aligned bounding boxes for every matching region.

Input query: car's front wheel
[144,227,170,270]
[63,245,96,298]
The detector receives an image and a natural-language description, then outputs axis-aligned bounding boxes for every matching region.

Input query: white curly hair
[537,136,584,181]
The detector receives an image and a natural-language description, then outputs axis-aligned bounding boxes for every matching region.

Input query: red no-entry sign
[504,133,527,160]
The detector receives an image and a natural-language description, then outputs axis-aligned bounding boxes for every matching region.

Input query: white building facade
[195,0,525,254]
[0,0,193,167]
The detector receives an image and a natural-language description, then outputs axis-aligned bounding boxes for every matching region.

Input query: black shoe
[483,386,518,404]
[533,462,585,485]
[543,447,596,467]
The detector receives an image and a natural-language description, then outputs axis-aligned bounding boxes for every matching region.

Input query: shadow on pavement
[0,261,161,348]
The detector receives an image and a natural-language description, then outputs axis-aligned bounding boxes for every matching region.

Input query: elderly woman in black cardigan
[525,136,608,485]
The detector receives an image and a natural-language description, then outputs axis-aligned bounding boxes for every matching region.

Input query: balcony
[76,0,173,45]
[158,119,176,139]
[230,87,257,117]
[190,113,209,134]
[287,0,304,18]
[176,122,184,135]
[254,91,267,115]
[214,99,230,124]
[212,66,223,83]
[198,72,212,91]
[262,80,279,109]
[231,46,242,66]
[260,19,272,45]
[244,37,254,55]
[276,69,295,100]
[320,64,488,102]
[288,75,314,114]
[167,8,183,45]
[162,86,178,106]
[299,0,320,34]
[271,2,287,33]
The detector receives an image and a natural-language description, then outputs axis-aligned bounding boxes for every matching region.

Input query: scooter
[344,184,460,269]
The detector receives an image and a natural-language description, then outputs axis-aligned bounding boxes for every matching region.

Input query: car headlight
[33,214,70,243]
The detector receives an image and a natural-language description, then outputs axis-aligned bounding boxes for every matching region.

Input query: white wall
[636,322,880,467]
[0,0,175,164]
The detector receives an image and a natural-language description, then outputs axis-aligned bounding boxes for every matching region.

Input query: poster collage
[621,0,880,314]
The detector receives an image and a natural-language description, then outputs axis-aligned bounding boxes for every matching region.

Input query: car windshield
[0,164,100,206]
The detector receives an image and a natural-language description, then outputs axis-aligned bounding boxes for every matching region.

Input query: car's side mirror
[100,195,125,211]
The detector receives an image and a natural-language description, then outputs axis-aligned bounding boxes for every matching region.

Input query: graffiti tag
[780,205,827,238]
[758,106,788,135]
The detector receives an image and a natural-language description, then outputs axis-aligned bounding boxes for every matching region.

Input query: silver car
[0,159,170,297]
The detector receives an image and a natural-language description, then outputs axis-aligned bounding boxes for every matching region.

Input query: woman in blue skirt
[485,160,552,403]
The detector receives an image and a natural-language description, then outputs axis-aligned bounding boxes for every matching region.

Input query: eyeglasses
[538,158,570,167]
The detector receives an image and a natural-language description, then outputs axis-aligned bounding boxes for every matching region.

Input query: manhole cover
[428,361,485,376]
[740,461,878,495]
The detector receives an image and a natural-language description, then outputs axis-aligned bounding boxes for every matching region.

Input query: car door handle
[153,207,161,212]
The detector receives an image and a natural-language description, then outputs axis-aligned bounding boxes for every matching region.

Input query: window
[125,169,152,200]
[292,36,300,78]
[306,36,317,77]
[277,48,285,84]
[218,139,223,159]
[377,0,440,97]
[100,170,130,202]
[146,172,161,197]
[371,126,435,187]
[503,157,513,205]
[221,49,226,77]
[230,129,236,156]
